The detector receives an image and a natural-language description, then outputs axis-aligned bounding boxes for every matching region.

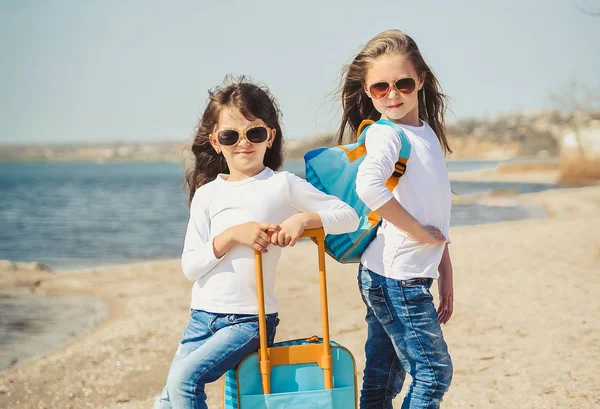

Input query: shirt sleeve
[355,124,402,210]
[285,172,359,235]
[180,191,224,281]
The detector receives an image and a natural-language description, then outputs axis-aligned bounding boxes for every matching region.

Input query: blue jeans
[358,265,452,409]
[154,309,279,409]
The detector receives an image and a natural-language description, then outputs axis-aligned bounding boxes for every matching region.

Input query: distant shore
[448,167,559,185]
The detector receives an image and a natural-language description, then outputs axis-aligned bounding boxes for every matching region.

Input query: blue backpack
[304,118,411,263]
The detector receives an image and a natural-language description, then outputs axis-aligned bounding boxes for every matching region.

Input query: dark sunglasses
[212,125,271,146]
[368,77,417,100]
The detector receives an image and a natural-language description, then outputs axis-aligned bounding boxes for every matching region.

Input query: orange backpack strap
[385,158,408,191]
[337,119,375,162]
[356,119,408,192]
[356,119,375,139]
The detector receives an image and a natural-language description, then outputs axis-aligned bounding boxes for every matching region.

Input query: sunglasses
[368,77,417,100]
[212,125,271,146]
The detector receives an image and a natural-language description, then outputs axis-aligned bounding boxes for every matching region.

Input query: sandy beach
[1,173,599,409]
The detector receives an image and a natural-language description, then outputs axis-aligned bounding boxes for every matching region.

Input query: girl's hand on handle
[232,222,281,253]
[410,225,446,244]
[271,214,306,247]
[271,212,322,248]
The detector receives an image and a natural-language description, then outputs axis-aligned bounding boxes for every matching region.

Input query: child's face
[210,106,275,176]
[364,53,424,126]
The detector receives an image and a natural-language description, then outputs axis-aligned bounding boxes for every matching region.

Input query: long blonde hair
[336,29,452,155]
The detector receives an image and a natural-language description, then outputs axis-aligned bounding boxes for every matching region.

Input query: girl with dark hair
[154,76,358,409]
[337,30,454,408]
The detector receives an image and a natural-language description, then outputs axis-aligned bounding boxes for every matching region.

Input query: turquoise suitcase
[223,228,357,408]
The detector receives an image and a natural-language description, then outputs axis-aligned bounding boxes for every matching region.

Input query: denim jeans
[154,309,279,409]
[357,265,452,409]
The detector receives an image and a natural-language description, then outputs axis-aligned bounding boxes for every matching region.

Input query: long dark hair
[185,76,284,204]
[336,29,452,155]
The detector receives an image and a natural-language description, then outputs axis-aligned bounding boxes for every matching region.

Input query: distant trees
[548,79,600,159]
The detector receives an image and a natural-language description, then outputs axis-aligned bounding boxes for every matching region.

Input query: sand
[1,181,599,409]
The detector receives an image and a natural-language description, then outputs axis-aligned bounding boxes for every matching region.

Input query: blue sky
[1,0,599,144]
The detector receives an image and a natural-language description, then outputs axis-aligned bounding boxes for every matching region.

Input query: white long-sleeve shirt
[181,167,359,314]
[356,121,451,280]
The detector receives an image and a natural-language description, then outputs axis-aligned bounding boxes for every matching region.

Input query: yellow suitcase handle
[254,228,333,394]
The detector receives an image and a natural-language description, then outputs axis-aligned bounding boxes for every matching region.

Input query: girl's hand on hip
[271,214,307,247]
[410,225,446,244]
[232,222,280,253]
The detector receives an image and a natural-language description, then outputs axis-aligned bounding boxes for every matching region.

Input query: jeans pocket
[402,284,434,305]
[361,285,394,325]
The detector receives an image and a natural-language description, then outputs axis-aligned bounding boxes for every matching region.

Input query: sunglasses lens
[217,130,240,146]
[369,82,390,99]
[394,78,416,94]
[246,127,269,143]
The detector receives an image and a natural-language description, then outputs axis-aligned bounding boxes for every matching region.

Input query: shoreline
[6,168,561,274]
[0,294,109,371]
[1,179,599,408]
